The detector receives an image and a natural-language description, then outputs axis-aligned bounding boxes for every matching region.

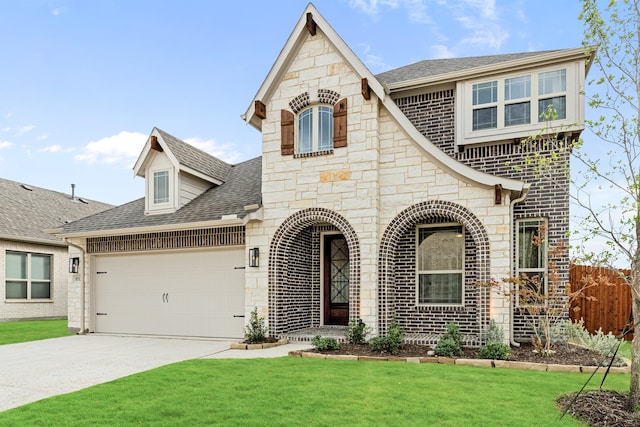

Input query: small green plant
[478,320,510,360]
[434,322,464,357]
[478,342,511,360]
[368,318,405,355]
[311,335,340,351]
[244,307,267,344]
[346,319,371,345]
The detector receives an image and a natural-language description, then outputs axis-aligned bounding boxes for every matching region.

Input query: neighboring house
[54,4,593,344]
[0,178,112,321]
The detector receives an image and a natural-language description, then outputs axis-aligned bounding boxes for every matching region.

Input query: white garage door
[94,248,245,338]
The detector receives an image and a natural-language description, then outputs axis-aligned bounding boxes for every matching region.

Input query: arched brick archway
[378,200,490,337]
[268,208,360,336]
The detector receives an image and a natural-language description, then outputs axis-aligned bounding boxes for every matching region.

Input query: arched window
[298,105,333,153]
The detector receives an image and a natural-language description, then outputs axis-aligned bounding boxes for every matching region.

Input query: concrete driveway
[0,334,235,412]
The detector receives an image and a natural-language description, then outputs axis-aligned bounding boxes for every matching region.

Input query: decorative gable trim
[306,12,317,36]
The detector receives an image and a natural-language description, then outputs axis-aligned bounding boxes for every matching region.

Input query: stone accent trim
[378,200,490,338]
[86,226,245,254]
[268,208,360,336]
[289,89,342,113]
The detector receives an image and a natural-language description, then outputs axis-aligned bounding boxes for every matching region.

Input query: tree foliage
[576,0,640,410]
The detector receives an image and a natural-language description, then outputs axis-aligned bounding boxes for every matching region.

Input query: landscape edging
[289,350,631,374]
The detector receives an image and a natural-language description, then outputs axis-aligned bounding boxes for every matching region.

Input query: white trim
[456,62,584,147]
[515,217,548,307]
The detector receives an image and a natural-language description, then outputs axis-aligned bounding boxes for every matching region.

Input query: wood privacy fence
[569,264,633,340]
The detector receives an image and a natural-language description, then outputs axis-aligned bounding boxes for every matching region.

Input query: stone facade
[246,28,514,342]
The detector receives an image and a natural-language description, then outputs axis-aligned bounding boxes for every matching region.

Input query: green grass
[0,357,629,426]
[0,319,70,345]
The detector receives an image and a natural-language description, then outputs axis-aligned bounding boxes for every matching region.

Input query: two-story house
[54,4,592,344]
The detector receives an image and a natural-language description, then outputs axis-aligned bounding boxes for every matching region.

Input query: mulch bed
[311,342,637,427]
[311,342,623,367]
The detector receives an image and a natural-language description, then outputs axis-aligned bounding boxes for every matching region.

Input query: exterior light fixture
[69,257,80,273]
[249,248,259,267]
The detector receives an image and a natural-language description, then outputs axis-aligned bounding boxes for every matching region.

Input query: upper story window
[5,251,51,300]
[153,170,169,204]
[457,62,583,147]
[281,90,347,157]
[298,105,334,153]
[416,224,465,306]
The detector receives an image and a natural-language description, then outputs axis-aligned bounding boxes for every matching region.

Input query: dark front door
[323,234,349,325]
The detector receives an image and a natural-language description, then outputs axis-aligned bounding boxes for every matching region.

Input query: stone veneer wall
[395,89,571,341]
[247,27,512,339]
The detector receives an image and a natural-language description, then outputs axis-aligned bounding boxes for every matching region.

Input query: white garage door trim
[92,247,245,338]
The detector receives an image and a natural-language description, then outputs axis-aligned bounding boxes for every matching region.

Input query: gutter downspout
[64,238,87,335]
[509,185,530,347]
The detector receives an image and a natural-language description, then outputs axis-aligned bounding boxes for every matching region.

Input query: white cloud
[430,44,455,59]
[75,131,146,167]
[39,144,73,153]
[36,134,49,141]
[184,137,242,164]
[0,141,13,150]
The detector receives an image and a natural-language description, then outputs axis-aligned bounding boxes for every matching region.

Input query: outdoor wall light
[249,248,259,267]
[69,257,80,273]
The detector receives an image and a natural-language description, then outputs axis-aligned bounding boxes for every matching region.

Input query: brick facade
[396,90,571,341]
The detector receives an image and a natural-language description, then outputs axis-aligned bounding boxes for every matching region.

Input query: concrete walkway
[0,334,312,412]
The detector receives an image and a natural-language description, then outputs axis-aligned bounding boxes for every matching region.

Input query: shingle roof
[375,50,561,85]
[155,128,232,183]
[61,156,262,235]
[0,178,113,243]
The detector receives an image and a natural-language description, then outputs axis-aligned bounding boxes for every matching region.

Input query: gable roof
[0,178,113,246]
[57,156,262,237]
[377,47,594,92]
[376,50,559,86]
[243,3,528,197]
[134,128,232,185]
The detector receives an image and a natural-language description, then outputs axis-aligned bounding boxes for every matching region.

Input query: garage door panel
[94,248,245,338]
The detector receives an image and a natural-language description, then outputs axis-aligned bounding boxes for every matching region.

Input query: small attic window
[21,184,33,191]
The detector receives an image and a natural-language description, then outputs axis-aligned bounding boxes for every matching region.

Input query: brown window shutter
[333,98,347,148]
[281,110,294,155]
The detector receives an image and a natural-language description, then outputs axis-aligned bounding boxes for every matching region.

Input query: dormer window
[298,105,333,153]
[153,170,170,204]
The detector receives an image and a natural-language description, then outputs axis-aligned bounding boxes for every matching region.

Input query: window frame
[296,104,334,154]
[5,251,52,300]
[152,169,170,205]
[456,62,583,147]
[415,223,465,307]
[515,218,548,307]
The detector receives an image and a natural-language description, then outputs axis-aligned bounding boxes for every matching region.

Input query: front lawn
[0,319,70,345]
[0,357,629,426]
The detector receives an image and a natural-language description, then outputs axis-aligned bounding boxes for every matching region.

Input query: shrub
[244,307,267,344]
[345,319,371,345]
[368,318,405,355]
[311,335,340,351]
[434,322,464,357]
[478,342,511,360]
[478,320,510,360]
[481,319,505,344]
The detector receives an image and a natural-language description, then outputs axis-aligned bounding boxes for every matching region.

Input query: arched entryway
[268,208,360,337]
[378,200,491,343]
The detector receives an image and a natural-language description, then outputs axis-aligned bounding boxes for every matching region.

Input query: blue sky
[0,0,586,206]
